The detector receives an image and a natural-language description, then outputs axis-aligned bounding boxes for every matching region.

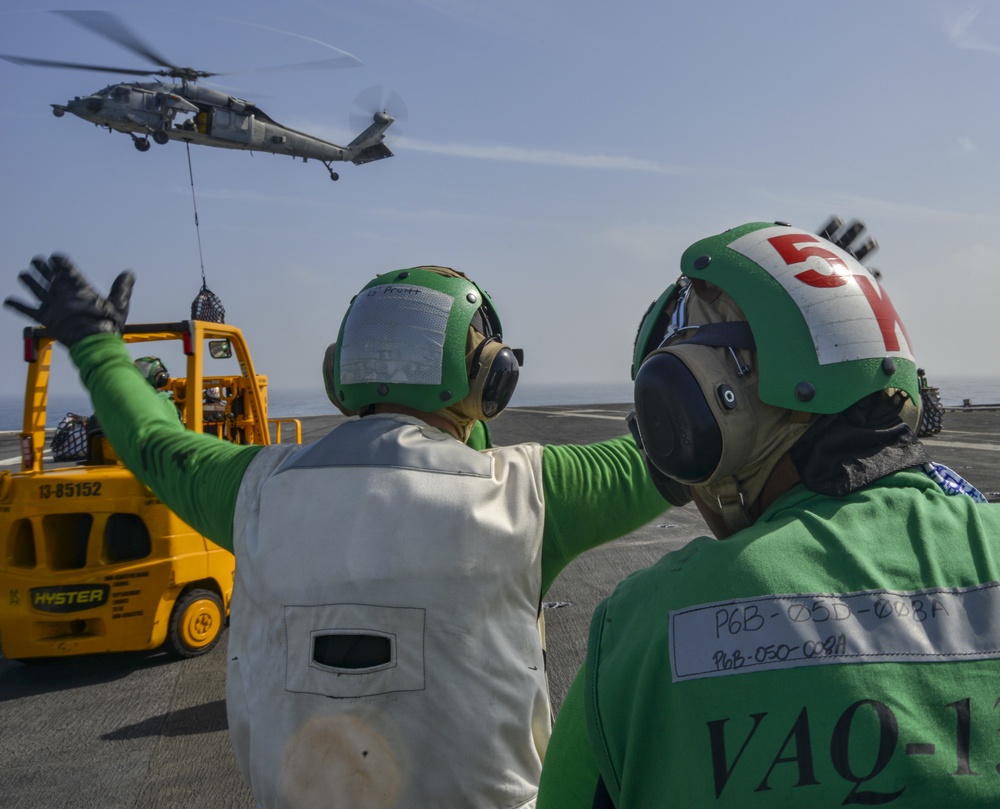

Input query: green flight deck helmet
[134,356,170,390]
[628,221,919,530]
[632,221,918,415]
[325,266,522,420]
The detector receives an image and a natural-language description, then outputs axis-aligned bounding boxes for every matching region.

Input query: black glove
[4,254,134,347]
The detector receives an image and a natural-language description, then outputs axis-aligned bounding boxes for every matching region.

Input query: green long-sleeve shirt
[540,471,1000,808]
[71,333,667,594]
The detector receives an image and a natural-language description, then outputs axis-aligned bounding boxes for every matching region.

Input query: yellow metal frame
[18,320,286,471]
[0,320,298,660]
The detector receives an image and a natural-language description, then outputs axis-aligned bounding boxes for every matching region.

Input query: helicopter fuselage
[52,80,393,175]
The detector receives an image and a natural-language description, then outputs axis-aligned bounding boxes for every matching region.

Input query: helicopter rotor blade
[351,86,408,142]
[0,54,161,76]
[385,91,408,123]
[248,55,363,73]
[353,86,386,118]
[10,11,362,87]
[53,10,178,72]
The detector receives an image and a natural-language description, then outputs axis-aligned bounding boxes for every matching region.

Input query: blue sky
[1,0,998,400]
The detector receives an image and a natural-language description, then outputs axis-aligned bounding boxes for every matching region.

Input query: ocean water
[1,376,997,432]
[0,382,636,432]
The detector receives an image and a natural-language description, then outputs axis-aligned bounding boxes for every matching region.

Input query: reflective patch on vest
[669,582,1000,682]
[285,603,425,698]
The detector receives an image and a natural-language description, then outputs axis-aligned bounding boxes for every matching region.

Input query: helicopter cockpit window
[112,87,129,103]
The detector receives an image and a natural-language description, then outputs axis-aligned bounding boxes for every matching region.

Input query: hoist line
[186,142,207,286]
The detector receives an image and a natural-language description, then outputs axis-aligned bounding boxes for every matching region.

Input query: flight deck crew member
[537,221,1000,808]
[133,355,171,390]
[86,354,177,463]
[6,259,668,809]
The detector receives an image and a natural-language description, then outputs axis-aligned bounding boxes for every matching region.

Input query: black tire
[134,138,151,152]
[152,130,169,145]
[166,589,224,658]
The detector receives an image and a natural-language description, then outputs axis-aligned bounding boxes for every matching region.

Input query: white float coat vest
[226,414,549,808]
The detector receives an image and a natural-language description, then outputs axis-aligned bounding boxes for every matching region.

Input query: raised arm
[540,435,668,594]
[5,255,261,550]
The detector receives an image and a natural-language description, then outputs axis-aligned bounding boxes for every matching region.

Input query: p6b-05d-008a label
[669,582,1000,682]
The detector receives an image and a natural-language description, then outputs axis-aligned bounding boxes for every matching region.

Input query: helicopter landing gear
[133,137,151,152]
[152,129,169,145]
[323,162,340,181]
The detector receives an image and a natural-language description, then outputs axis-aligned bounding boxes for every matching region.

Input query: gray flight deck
[1,404,998,807]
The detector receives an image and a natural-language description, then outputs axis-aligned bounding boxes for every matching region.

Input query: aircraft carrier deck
[1,404,998,808]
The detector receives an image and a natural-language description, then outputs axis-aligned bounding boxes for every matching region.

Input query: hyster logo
[31,584,109,613]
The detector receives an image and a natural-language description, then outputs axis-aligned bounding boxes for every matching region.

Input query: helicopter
[0,10,401,181]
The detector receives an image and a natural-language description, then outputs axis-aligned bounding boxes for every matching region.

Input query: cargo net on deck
[191,283,225,323]
[918,387,944,436]
[51,413,89,461]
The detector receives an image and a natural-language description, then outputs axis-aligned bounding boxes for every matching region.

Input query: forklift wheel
[167,589,224,658]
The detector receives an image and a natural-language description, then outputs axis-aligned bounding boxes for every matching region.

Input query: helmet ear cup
[466,337,521,420]
[322,342,337,404]
[633,351,723,484]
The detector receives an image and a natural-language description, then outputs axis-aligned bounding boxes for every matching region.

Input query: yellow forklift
[0,321,300,661]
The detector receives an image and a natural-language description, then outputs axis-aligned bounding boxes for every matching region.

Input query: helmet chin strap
[437,403,478,443]
[718,479,755,533]
[692,406,814,538]
[435,327,492,444]
[693,450,807,538]
[703,478,754,535]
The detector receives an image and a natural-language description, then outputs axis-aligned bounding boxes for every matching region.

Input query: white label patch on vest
[340,284,453,385]
[669,582,1000,682]
[727,226,915,365]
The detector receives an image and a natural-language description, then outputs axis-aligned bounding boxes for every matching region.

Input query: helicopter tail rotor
[351,86,407,144]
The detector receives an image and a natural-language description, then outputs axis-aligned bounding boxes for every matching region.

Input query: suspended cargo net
[191,283,226,323]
